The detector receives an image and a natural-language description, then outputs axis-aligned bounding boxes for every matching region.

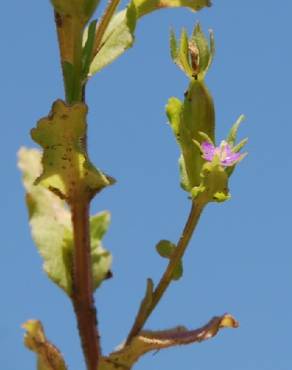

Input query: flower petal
[201,141,215,161]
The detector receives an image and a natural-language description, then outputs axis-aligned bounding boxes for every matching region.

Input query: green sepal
[31,100,115,202]
[170,29,192,77]
[18,148,112,296]
[226,114,245,146]
[155,240,183,280]
[178,155,191,192]
[191,161,230,203]
[190,23,214,78]
[170,24,215,79]
[178,29,193,78]
[225,115,248,177]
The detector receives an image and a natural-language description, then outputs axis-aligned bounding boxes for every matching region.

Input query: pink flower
[201,140,242,167]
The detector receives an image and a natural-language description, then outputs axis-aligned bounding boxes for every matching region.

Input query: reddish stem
[71,199,101,370]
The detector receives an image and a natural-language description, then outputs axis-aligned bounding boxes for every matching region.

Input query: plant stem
[126,200,206,344]
[71,199,101,370]
[54,11,102,368]
[93,0,121,56]
[54,11,85,103]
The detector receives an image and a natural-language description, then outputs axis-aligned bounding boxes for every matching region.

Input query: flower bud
[170,23,214,79]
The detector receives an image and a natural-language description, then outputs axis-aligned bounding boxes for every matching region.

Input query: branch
[93,0,121,56]
[126,199,206,344]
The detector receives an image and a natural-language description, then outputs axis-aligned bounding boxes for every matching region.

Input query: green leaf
[18,147,73,295]
[62,62,75,103]
[23,320,67,370]
[88,3,137,75]
[18,148,112,295]
[87,0,210,76]
[172,260,183,280]
[178,29,193,77]
[90,212,112,289]
[166,96,182,138]
[155,240,183,281]
[156,240,176,258]
[31,100,115,201]
[82,19,98,78]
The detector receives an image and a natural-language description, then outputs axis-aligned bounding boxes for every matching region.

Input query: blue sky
[1,1,292,369]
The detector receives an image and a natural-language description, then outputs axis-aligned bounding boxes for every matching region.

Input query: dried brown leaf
[99,313,239,370]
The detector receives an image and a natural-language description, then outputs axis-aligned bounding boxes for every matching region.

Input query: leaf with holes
[31,100,115,202]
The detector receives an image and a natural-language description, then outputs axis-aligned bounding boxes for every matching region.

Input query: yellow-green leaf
[18,148,73,295]
[87,0,211,76]
[18,148,113,295]
[31,100,115,202]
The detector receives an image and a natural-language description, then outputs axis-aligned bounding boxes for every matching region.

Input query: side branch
[71,200,101,370]
[126,200,205,344]
[93,0,121,56]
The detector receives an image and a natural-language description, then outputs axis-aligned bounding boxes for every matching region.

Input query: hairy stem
[126,200,206,344]
[71,200,101,370]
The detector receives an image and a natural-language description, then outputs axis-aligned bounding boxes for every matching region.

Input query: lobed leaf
[31,100,114,201]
